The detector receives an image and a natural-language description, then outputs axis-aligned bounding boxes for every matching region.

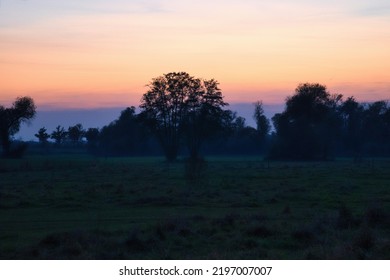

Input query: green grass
[0,155,389,259]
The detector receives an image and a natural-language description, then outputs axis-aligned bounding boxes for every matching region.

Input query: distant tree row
[35,124,89,146]
[1,72,389,160]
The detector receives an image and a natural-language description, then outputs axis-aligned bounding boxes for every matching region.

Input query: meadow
[0,155,389,259]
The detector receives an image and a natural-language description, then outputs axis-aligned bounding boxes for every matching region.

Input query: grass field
[0,155,389,259]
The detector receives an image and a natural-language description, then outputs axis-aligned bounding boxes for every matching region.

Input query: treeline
[33,83,390,160]
[1,73,390,160]
[33,107,162,156]
[270,84,390,160]
[32,107,269,157]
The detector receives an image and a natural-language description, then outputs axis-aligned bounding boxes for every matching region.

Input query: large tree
[140,72,227,161]
[181,78,228,160]
[271,83,342,160]
[0,96,36,157]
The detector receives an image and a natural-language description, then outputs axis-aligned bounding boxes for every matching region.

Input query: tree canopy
[35,127,50,144]
[0,96,36,157]
[67,124,85,145]
[253,101,270,147]
[140,72,228,161]
[271,83,343,160]
[51,125,67,146]
[99,107,151,156]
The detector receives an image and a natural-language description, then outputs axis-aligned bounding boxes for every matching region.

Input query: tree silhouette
[362,100,390,156]
[225,114,260,155]
[0,96,36,157]
[51,125,67,146]
[99,107,151,156]
[270,83,342,160]
[253,101,270,145]
[181,78,228,160]
[35,127,50,145]
[140,72,194,161]
[67,124,85,145]
[339,97,364,159]
[85,127,100,154]
[140,72,227,161]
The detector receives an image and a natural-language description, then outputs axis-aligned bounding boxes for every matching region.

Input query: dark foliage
[0,96,36,157]
[201,111,266,156]
[140,72,228,161]
[35,127,50,144]
[270,83,343,160]
[253,101,270,145]
[99,107,158,156]
[10,82,389,160]
[85,128,100,154]
[50,125,67,146]
[67,124,85,146]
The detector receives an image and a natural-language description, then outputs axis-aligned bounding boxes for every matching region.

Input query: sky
[1,0,389,109]
[0,0,389,139]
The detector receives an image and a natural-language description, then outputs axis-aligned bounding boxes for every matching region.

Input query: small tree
[35,127,50,145]
[51,125,67,146]
[0,96,36,157]
[67,124,85,145]
[253,101,270,143]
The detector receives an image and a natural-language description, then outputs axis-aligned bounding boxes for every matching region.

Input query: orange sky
[1,0,389,109]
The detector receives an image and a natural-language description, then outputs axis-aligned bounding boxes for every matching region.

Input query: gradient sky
[1,0,389,109]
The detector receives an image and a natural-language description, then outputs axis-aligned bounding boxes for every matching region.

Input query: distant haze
[16,103,284,141]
